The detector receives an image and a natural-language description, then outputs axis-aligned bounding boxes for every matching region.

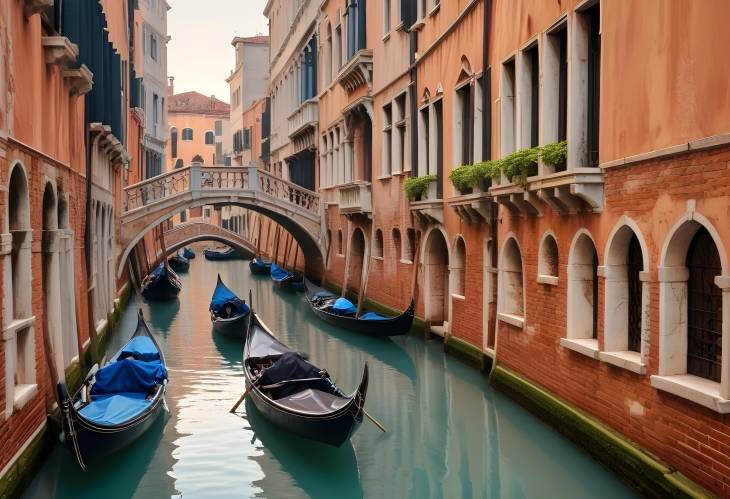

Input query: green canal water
[23,255,638,499]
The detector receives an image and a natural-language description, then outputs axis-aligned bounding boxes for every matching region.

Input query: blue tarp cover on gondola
[259,352,337,399]
[119,336,161,363]
[183,247,195,259]
[79,392,152,426]
[331,297,357,316]
[359,311,389,321]
[270,263,292,282]
[251,258,271,269]
[91,359,168,396]
[209,278,249,316]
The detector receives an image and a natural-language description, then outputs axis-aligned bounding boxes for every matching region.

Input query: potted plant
[449,164,477,195]
[540,140,568,172]
[405,174,438,201]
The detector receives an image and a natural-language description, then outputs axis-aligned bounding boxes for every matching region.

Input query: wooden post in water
[256,214,263,257]
[273,225,281,265]
[356,225,375,318]
[292,243,300,274]
[410,228,423,304]
[320,232,332,289]
[264,219,273,259]
[282,233,292,270]
[158,223,170,269]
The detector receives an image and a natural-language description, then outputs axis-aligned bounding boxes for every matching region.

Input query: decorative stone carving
[63,64,93,95]
[23,0,53,18]
[41,36,79,67]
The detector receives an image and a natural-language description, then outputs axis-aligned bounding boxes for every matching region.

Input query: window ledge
[371,256,384,261]
[377,175,392,181]
[410,20,425,32]
[537,274,559,286]
[336,254,345,258]
[560,338,599,359]
[651,374,730,413]
[498,312,524,329]
[451,294,465,302]
[599,351,646,374]
[391,170,405,177]
[2,316,36,340]
[382,32,391,42]
[428,4,441,17]
[394,22,406,32]
[13,384,38,412]
[400,259,413,265]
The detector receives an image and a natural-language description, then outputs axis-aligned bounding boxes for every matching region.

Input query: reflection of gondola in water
[245,397,364,499]
[303,278,415,337]
[242,307,368,447]
[57,310,168,469]
[141,263,181,301]
[210,274,250,339]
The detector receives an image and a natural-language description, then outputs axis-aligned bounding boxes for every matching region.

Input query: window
[384,0,391,33]
[538,233,559,284]
[174,158,184,169]
[182,128,193,141]
[335,23,343,70]
[243,128,252,150]
[382,103,393,176]
[404,228,416,262]
[499,237,524,322]
[418,105,430,177]
[418,0,427,21]
[326,23,333,84]
[453,237,466,297]
[392,228,402,260]
[373,229,384,258]
[573,4,601,167]
[224,156,232,166]
[152,93,159,131]
[566,232,599,345]
[433,99,444,198]
[394,93,407,173]
[544,23,568,172]
[521,43,539,149]
[150,33,158,61]
[500,58,516,160]
[205,131,215,145]
[337,229,344,255]
[170,127,178,158]
[347,0,366,59]
[215,120,223,137]
[204,208,211,219]
[456,82,474,166]
[586,4,601,166]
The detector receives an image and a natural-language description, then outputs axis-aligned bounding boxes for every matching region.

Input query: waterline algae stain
[23,256,636,498]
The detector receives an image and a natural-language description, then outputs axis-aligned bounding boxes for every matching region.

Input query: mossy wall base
[489,365,713,499]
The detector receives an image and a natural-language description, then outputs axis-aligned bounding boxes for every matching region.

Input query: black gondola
[303,278,415,337]
[270,263,303,291]
[203,246,253,261]
[141,263,181,301]
[168,253,190,273]
[243,309,368,447]
[183,247,195,259]
[57,310,168,469]
[210,274,250,339]
[249,257,272,275]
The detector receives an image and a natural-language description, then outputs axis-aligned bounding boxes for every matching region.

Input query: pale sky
[167,0,269,102]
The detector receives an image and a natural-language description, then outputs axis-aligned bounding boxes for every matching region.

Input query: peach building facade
[270,0,730,495]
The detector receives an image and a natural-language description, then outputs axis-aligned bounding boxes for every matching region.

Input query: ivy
[404,174,438,201]
[541,140,568,168]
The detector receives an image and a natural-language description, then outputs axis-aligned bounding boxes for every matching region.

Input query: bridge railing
[123,164,320,217]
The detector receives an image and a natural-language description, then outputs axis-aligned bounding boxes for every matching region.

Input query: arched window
[424,229,450,331]
[182,128,193,141]
[686,228,722,381]
[346,228,367,294]
[373,229,384,258]
[42,184,63,384]
[499,237,524,321]
[603,222,647,368]
[566,232,599,344]
[337,229,343,255]
[174,158,184,169]
[170,127,178,158]
[404,228,416,262]
[452,237,466,296]
[205,131,215,145]
[538,233,559,285]
[326,22,333,84]
[392,228,402,261]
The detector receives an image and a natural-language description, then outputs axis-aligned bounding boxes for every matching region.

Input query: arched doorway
[346,228,366,295]
[424,229,449,331]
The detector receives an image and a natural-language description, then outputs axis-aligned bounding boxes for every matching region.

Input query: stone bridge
[163,221,258,257]
[118,164,324,277]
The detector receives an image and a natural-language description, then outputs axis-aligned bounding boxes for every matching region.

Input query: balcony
[447,188,494,224]
[339,181,372,217]
[409,182,444,225]
[490,168,604,216]
[42,37,79,67]
[23,0,52,18]
[336,49,373,94]
[288,100,318,152]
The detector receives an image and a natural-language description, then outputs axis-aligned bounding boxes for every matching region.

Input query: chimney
[167,76,175,97]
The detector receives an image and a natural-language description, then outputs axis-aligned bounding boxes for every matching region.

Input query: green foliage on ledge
[404,174,438,201]
[501,147,540,187]
[541,140,568,169]
[448,161,502,192]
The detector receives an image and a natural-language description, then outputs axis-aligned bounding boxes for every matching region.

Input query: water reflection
[23,255,637,499]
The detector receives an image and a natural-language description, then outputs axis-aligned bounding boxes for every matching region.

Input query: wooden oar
[363,408,387,432]
[230,380,258,413]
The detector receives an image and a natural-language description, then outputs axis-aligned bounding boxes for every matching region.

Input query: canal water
[23,253,637,499]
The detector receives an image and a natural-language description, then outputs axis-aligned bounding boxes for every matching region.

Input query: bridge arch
[162,221,258,257]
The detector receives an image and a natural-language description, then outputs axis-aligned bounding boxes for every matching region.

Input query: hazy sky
[167,0,269,102]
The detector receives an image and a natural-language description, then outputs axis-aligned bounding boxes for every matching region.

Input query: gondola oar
[230,378,259,413]
[363,409,387,433]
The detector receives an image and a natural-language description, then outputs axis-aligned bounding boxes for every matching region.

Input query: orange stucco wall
[167,113,224,169]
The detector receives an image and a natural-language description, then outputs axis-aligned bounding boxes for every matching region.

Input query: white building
[140,0,170,177]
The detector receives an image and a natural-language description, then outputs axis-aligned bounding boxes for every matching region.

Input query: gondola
[270,263,303,291]
[57,310,168,469]
[203,246,253,261]
[168,253,190,273]
[249,257,272,275]
[141,263,181,300]
[210,274,250,338]
[303,277,415,337]
[183,247,195,259]
[243,308,369,447]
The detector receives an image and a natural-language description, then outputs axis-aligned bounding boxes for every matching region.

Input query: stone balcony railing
[447,187,494,224]
[339,181,372,217]
[288,99,318,140]
[336,49,374,94]
[490,168,604,216]
[409,181,444,225]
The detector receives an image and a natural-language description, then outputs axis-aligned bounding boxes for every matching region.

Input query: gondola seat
[91,359,168,396]
[78,392,153,426]
[358,312,388,321]
[330,298,357,317]
[258,352,337,399]
[274,388,351,413]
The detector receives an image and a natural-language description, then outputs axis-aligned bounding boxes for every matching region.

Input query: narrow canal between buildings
[23,253,637,499]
